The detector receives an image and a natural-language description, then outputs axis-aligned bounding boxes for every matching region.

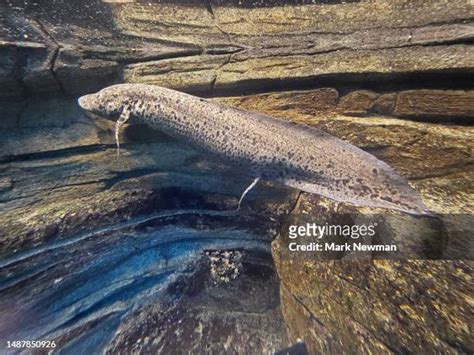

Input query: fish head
[78,85,141,124]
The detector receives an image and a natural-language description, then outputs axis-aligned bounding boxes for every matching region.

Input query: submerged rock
[206,250,243,284]
[1,0,473,98]
[105,249,285,354]
[0,207,287,353]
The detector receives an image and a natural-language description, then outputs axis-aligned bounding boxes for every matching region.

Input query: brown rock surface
[1,0,473,97]
[273,251,473,353]
[371,93,397,115]
[395,90,474,119]
[338,90,379,116]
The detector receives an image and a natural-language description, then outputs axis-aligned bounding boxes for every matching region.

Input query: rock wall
[1,0,473,98]
[1,0,473,353]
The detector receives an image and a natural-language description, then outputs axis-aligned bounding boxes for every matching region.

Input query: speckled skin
[79,84,429,215]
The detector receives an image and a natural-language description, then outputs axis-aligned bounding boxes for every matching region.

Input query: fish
[78,84,430,215]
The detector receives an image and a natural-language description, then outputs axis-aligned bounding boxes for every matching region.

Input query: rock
[274,341,308,355]
[0,207,287,354]
[211,1,472,34]
[0,7,61,97]
[395,90,474,120]
[0,101,22,128]
[217,88,338,116]
[0,177,12,192]
[110,2,474,95]
[337,90,379,116]
[206,250,243,284]
[273,246,473,353]
[216,45,473,94]
[123,54,230,94]
[0,1,207,96]
[105,250,286,354]
[337,90,401,118]
[2,1,474,97]
[12,39,60,95]
[54,48,120,95]
[271,191,471,353]
[0,96,99,156]
[0,43,23,98]
[371,93,397,116]
[0,1,472,353]
[112,2,227,46]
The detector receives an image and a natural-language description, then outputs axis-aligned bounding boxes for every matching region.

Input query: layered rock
[395,90,474,120]
[105,250,285,354]
[1,0,473,98]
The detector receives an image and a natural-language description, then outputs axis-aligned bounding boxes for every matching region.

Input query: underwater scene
[0,0,472,354]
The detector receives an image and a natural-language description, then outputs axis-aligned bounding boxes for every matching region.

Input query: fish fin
[237,177,260,211]
[115,106,131,156]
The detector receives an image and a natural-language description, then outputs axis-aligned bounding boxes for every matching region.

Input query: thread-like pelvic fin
[115,106,131,156]
[237,177,261,211]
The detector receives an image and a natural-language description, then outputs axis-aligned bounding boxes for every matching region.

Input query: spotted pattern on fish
[78,84,430,215]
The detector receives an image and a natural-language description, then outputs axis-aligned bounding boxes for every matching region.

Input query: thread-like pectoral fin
[115,106,131,155]
[237,177,261,211]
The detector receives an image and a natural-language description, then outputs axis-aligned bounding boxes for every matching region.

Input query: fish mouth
[78,94,94,111]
